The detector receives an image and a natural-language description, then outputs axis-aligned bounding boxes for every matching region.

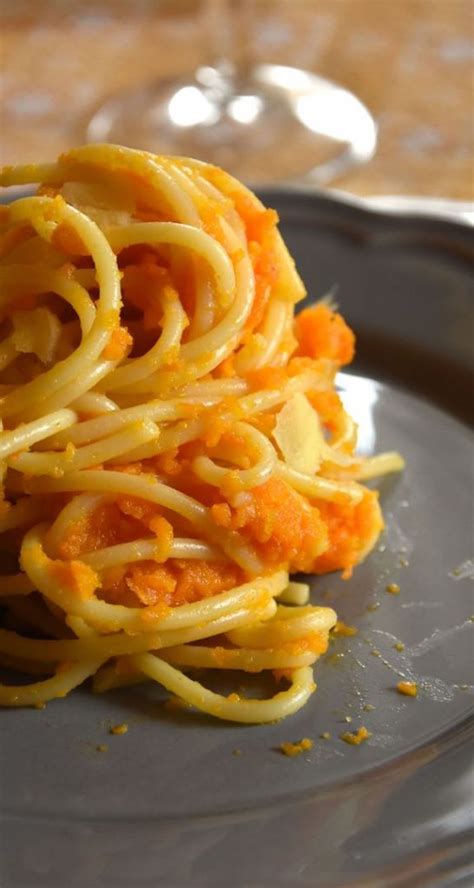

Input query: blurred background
[1,0,473,200]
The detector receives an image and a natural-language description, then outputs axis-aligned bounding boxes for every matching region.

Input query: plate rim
[1,186,473,888]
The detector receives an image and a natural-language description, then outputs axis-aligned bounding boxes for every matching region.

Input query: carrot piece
[295,304,355,366]
[101,326,132,361]
[312,490,383,576]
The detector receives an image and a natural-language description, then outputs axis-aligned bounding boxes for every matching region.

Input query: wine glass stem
[201,0,254,89]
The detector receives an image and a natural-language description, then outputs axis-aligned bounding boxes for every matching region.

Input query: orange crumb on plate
[109,723,128,735]
[280,737,314,757]
[333,620,358,637]
[397,680,418,697]
[340,726,371,745]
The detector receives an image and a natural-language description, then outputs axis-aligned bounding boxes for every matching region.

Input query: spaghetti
[0,145,403,722]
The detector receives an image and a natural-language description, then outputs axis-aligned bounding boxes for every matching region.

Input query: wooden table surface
[1,0,473,199]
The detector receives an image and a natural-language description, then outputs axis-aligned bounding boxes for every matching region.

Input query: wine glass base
[87,64,377,186]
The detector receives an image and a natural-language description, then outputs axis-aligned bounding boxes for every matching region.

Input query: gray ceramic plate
[1,190,473,888]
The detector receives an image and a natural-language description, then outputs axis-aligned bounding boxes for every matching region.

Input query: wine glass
[87,0,377,186]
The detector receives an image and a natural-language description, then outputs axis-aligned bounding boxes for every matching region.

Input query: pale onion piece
[273,392,326,475]
[277,581,310,606]
[11,308,61,364]
[60,180,134,227]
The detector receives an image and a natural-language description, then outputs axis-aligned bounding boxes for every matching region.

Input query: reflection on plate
[1,190,473,888]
